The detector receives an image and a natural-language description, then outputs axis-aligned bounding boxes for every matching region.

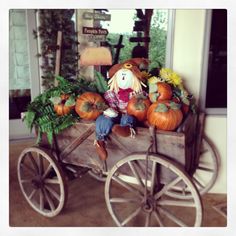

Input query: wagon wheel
[17,146,68,217]
[105,153,203,227]
[193,135,219,194]
[166,135,220,199]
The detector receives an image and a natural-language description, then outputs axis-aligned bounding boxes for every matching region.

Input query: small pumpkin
[127,95,151,122]
[51,95,75,116]
[172,96,190,116]
[75,92,107,120]
[54,103,74,116]
[149,82,172,103]
[147,100,183,131]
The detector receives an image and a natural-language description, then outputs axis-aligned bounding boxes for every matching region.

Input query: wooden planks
[38,112,199,173]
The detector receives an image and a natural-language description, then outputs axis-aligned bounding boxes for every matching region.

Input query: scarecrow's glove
[103,108,118,118]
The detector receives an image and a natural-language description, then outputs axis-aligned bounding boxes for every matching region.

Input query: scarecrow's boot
[94,140,108,161]
[112,124,135,137]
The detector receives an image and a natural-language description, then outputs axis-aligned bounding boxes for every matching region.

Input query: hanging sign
[85,34,106,42]
[83,12,111,21]
[83,27,108,36]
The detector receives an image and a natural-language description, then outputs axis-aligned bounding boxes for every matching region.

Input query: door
[9,9,40,139]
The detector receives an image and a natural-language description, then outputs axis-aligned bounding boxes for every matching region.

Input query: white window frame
[165,9,175,69]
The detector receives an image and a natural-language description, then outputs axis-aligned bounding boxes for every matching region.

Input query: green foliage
[23,76,100,144]
[106,10,168,68]
[94,71,109,93]
[155,103,168,113]
[36,9,79,90]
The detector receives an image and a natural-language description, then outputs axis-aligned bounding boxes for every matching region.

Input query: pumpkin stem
[81,102,93,112]
[134,100,146,111]
[170,101,181,110]
[155,103,168,112]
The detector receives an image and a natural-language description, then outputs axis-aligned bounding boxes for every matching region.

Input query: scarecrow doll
[95,58,148,160]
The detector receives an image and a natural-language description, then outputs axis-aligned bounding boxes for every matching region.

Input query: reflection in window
[101,9,168,70]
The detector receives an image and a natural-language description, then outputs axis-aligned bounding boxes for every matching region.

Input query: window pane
[205,9,227,109]
[9,9,31,120]
[101,9,168,69]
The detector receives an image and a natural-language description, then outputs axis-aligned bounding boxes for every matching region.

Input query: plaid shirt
[104,90,148,113]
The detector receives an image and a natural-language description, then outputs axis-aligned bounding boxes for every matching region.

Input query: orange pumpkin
[149,82,172,102]
[147,100,183,131]
[54,104,74,116]
[54,95,75,116]
[127,95,151,122]
[75,92,107,120]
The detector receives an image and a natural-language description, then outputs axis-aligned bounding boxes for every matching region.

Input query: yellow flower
[159,68,182,87]
[169,72,182,87]
[159,68,173,80]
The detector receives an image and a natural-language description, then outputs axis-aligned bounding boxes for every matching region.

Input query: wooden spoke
[154,176,182,200]
[200,149,208,155]
[158,199,195,207]
[27,152,39,173]
[197,165,214,172]
[28,189,37,200]
[134,160,152,177]
[44,178,60,185]
[193,176,205,189]
[39,189,44,211]
[153,210,164,226]
[128,161,145,189]
[42,164,53,179]
[145,212,151,227]
[111,175,143,196]
[43,189,56,211]
[110,197,140,203]
[158,206,187,227]
[20,162,36,175]
[45,185,60,201]
[121,207,142,226]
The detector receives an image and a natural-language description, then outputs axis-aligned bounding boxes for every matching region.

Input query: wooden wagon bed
[39,112,200,175]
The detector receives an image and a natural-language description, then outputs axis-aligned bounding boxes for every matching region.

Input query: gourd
[75,92,107,120]
[147,100,183,131]
[127,95,151,122]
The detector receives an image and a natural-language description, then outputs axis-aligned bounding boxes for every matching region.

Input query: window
[97,9,169,69]
[201,9,227,115]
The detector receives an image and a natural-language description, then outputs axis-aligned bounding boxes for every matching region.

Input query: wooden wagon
[17,112,220,227]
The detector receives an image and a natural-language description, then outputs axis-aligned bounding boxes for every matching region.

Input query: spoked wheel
[193,135,219,194]
[17,146,68,217]
[105,153,203,227]
[166,135,220,199]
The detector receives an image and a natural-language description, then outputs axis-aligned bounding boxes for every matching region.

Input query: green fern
[23,76,83,144]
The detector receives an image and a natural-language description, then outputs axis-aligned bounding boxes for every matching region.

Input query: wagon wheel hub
[142,195,156,213]
[31,176,44,189]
